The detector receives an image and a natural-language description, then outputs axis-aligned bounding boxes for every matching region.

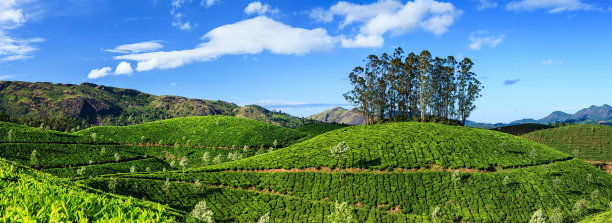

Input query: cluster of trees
[344,48,483,125]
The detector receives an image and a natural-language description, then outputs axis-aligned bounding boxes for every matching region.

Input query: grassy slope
[295,122,348,138]
[522,124,612,162]
[0,158,182,222]
[0,121,91,143]
[197,122,570,171]
[76,115,307,148]
[79,122,612,222]
[86,159,612,222]
[491,123,555,136]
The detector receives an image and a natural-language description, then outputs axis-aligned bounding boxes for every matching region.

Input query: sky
[1,0,611,123]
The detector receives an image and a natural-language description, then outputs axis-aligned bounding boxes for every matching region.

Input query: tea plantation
[0,158,182,222]
[76,115,307,148]
[1,119,611,222]
[522,124,612,162]
[491,123,555,136]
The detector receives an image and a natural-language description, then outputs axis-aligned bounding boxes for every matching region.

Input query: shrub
[327,201,355,223]
[528,209,545,223]
[572,199,587,218]
[550,207,563,223]
[130,166,136,173]
[108,176,117,193]
[114,153,120,162]
[30,149,39,168]
[191,200,214,223]
[431,206,440,223]
[258,212,270,223]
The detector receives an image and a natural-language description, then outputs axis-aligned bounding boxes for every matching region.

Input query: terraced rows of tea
[1,117,611,222]
[522,125,612,163]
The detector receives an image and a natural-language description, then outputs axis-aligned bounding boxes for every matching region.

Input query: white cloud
[475,0,498,10]
[244,1,279,16]
[114,16,336,72]
[541,59,553,65]
[114,61,133,75]
[468,31,503,50]
[170,0,193,31]
[0,0,42,62]
[507,0,597,13]
[0,32,44,62]
[104,41,163,54]
[170,82,177,86]
[317,0,461,48]
[201,0,219,7]
[309,7,333,23]
[87,67,112,79]
[0,75,19,80]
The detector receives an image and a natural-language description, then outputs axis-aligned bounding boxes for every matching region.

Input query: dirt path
[583,160,612,174]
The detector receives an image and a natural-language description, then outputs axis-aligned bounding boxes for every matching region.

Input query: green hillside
[76,115,307,148]
[0,158,181,222]
[0,121,91,143]
[295,122,348,137]
[0,81,304,130]
[522,124,612,162]
[76,122,612,222]
[491,123,555,136]
[199,122,571,171]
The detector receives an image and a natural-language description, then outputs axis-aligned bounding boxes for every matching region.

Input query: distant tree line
[344,48,483,125]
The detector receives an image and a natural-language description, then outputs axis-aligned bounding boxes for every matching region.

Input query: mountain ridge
[309,105,612,128]
[0,81,304,130]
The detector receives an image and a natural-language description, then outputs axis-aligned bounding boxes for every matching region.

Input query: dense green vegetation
[295,122,348,137]
[580,210,612,222]
[0,81,305,130]
[491,123,555,136]
[522,124,612,162]
[85,158,612,222]
[77,115,307,148]
[0,121,91,143]
[194,122,570,171]
[344,48,483,125]
[0,158,181,222]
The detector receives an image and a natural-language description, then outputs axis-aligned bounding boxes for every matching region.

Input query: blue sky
[1,0,611,123]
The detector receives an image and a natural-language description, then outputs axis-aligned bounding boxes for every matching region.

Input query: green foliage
[0,158,180,222]
[296,123,348,137]
[328,201,356,223]
[200,122,570,171]
[523,124,612,162]
[76,116,307,148]
[191,201,214,223]
[491,123,555,136]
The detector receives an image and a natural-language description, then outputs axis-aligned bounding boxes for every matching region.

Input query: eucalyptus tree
[417,50,432,122]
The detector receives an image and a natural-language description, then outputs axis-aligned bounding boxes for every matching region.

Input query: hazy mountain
[0,81,303,129]
[468,104,612,128]
[307,107,365,125]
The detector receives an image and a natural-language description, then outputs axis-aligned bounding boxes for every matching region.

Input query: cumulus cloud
[0,0,43,63]
[506,0,597,13]
[475,0,498,10]
[114,61,133,75]
[316,0,461,48]
[87,67,112,79]
[504,79,520,85]
[468,31,503,50]
[104,41,163,54]
[114,16,336,72]
[244,2,279,16]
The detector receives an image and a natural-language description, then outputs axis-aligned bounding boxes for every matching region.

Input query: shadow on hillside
[358,158,381,168]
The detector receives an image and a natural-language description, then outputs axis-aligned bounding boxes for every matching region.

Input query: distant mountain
[307,107,365,125]
[468,104,612,129]
[0,81,303,130]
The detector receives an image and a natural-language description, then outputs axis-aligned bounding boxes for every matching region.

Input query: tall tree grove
[344,48,483,125]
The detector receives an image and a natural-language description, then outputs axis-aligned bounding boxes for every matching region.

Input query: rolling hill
[522,125,612,163]
[0,81,304,130]
[79,122,612,222]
